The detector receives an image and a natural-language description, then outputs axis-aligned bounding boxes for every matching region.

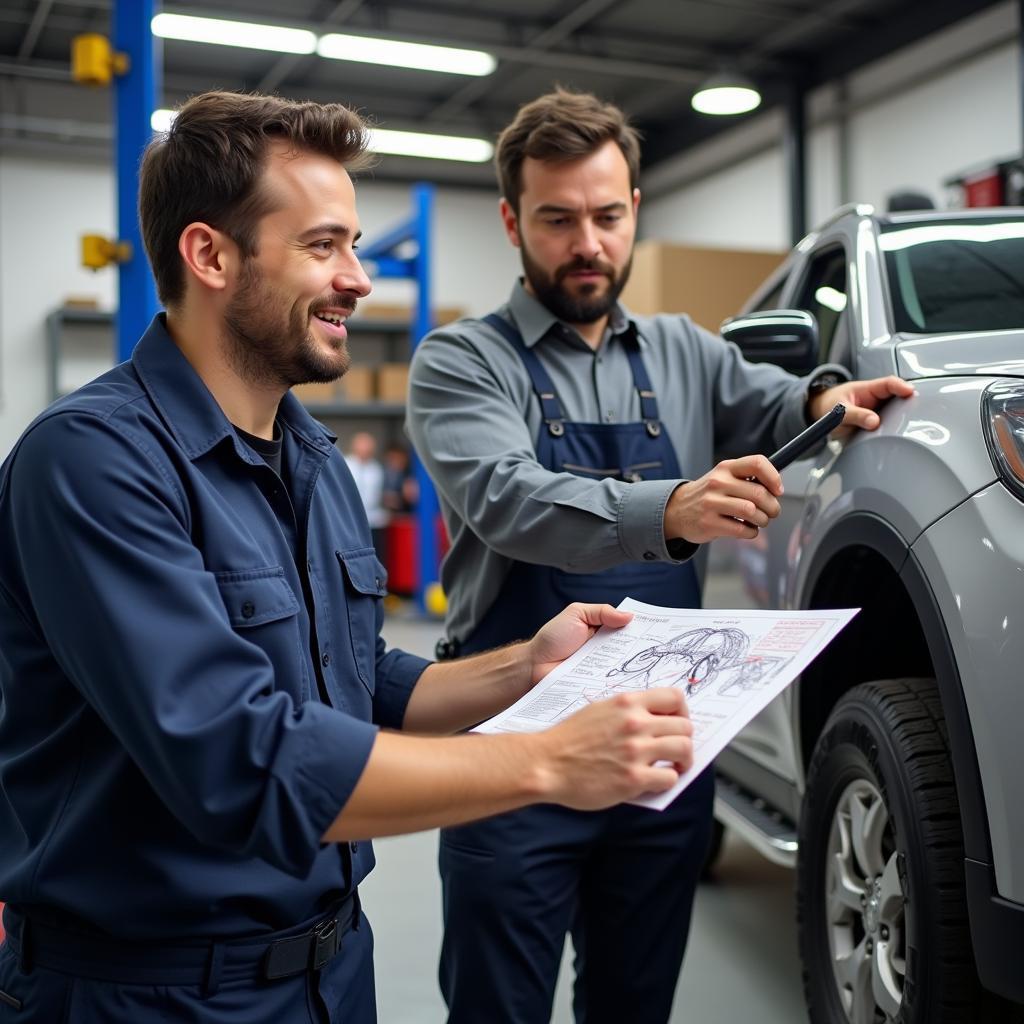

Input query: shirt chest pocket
[336,549,387,694]
[214,568,304,694]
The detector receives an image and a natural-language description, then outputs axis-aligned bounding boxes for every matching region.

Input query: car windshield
[879,217,1024,334]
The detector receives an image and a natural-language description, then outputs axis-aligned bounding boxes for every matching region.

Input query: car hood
[896,330,1024,379]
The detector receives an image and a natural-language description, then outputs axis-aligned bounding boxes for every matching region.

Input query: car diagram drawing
[603,627,789,697]
[475,599,857,815]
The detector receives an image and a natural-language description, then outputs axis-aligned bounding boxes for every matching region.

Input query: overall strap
[483,313,565,437]
[620,326,662,438]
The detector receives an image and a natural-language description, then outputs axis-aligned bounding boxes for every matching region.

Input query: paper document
[475,598,859,810]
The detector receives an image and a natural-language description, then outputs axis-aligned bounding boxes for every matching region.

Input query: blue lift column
[113,0,160,362]
[359,183,440,613]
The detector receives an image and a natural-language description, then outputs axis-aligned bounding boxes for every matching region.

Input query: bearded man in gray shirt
[406,88,912,1024]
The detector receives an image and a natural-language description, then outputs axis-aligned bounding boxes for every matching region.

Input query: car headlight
[983,381,1024,501]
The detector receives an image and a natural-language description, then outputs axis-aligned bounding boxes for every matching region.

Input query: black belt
[3,891,359,991]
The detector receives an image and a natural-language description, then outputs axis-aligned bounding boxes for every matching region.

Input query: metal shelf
[46,307,115,402]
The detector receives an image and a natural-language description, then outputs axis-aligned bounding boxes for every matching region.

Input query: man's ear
[632,187,641,218]
[178,222,238,294]
[498,198,521,248]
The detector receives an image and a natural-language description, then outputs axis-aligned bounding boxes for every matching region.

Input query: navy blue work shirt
[0,315,430,940]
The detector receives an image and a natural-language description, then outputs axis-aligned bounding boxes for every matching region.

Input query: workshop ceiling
[0,0,1006,189]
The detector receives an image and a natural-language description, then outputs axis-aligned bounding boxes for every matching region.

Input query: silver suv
[712,205,1024,1023]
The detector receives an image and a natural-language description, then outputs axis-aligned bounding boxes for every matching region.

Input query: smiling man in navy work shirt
[0,92,699,1024]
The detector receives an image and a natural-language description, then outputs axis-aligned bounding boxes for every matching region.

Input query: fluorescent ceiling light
[151,13,316,54]
[691,73,761,116]
[368,128,493,162]
[318,33,495,76]
[150,110,493,163]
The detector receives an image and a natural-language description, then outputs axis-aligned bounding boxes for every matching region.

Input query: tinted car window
[881,218,1024,334]
[750,279,786,312]
[793,247,850,368]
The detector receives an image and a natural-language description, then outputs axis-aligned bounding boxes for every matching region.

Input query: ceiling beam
[16,0,56,61]
[256,0,365,94]
[428,0,623,122]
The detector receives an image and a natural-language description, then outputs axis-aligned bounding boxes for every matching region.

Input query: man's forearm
[324,682,694,842]
[322,729,547,840]
[402,642,531,734]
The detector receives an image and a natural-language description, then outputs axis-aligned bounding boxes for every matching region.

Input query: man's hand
[808,375,915,433]
[529,602,633,685]
[534,688,694,809]
[664,454,783,544]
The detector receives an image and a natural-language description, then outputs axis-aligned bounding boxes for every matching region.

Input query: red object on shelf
[385,514,449,597]
[963,170,1003,207]
[386,515,417,596]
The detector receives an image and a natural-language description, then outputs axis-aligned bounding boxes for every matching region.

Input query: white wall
[0,159,517,457]
[639,146,787,251]
[848,42,1019,208]
[642,1,1020,251]
[0,156,117,457]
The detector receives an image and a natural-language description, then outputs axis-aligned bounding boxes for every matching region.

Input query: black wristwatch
[806,370,844,398]
[435,637,461,661]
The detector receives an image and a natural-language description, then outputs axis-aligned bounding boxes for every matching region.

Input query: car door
[727,238,854,786]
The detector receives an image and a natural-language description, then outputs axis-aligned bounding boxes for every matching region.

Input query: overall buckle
[310,918,339,972]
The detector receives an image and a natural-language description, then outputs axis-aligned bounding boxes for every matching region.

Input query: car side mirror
[720,309,819,376]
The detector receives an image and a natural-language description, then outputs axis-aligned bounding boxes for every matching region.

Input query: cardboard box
[620,241,785,332]
[377,363,410,403]
[340,365,375,402]
[292,381,338,404]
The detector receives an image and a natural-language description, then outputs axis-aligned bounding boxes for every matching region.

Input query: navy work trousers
[439,769,714,1024]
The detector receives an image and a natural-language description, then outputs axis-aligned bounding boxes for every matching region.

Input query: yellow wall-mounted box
[72,34,129,87]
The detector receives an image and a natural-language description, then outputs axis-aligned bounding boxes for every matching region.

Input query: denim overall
[438,314,714,1024]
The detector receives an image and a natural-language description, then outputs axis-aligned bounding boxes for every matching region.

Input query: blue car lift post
[113,0,160,362]
[359,184,441,613]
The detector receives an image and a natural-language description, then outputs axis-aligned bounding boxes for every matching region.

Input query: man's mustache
[310,294,359,316]
[556,259,615,283]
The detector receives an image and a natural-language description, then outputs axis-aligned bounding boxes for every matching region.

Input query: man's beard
[521,242,633,324]
[222,260,355,389]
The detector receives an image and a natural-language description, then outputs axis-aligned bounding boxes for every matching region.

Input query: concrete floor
[369,568,807,1023]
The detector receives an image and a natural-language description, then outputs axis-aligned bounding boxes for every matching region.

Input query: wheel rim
[824,777,906,1024]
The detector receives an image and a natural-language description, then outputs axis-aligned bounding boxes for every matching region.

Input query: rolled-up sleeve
[7,411,377,877]
[373,638,431,729]
[408,329,680,573]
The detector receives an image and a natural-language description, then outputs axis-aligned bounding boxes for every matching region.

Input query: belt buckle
[310,917,339,972]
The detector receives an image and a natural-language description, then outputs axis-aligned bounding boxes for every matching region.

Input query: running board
[714,776,799,868]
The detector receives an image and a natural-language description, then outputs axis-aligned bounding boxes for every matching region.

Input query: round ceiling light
[691,74,762,116]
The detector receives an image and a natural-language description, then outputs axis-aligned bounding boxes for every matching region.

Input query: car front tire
[797,678,980,1024]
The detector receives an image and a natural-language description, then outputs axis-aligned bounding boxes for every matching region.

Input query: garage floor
[369,567,808,1023]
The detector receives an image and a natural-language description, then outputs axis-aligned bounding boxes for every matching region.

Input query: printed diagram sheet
[475,598,859,810]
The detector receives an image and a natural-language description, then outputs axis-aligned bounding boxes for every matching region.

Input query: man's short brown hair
[139,91,373,307]
[495,88,642,213]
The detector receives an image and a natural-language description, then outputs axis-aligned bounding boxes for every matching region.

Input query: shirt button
[605,411,615,422]
[241,600,255,619]
[643,551,657,561]
[322,652,331,667]
[350,841,359,853]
